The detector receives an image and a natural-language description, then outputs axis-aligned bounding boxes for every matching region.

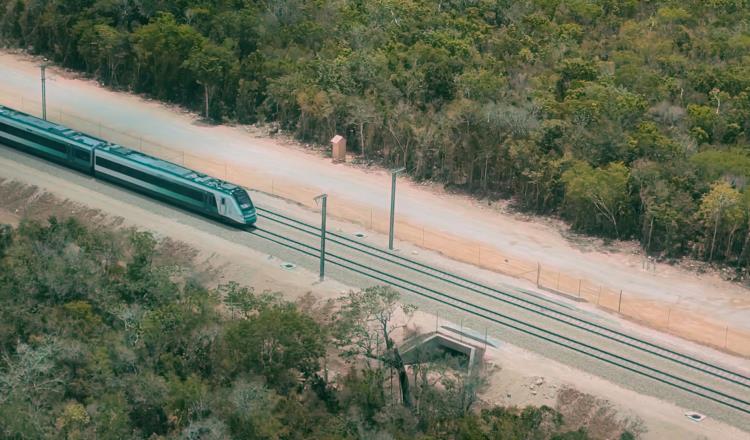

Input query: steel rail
[254,206,750,389]
[249,225,750,415]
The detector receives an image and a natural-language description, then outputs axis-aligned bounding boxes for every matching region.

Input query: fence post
[536,263,541,287]
[725,326,729,349]
[617,290,623,313]
[578,279,582,298]
[666,308,672,329]
[556,272,560,290]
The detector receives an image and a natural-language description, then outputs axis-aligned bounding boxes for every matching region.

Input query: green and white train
[0,104,257,226]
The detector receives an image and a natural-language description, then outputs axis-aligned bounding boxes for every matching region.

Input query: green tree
[55,401,90,439]
[183,40,237,119]
[224,302,326,389]
[698,181,744,261]
[562,83,648,165]
[556,58,599,100]
[334,286,416,408]
[562,162,632,237]
[132,12,203,101]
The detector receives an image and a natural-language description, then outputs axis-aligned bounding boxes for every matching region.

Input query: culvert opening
[431,345,471,369]
[354,232,366,238]
[280,262,296,270]
[401,333,485,373]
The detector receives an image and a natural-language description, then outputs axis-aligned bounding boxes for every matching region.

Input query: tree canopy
[1,217,637,439]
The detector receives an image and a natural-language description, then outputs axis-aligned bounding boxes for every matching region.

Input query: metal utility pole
[40,61,48,120]
[314,194,328,281]
[389,167,405,250]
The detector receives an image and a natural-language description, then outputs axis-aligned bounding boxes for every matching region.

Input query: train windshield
[232,188,254,210]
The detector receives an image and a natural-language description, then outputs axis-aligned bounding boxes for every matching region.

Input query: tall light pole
[40,60,48,120]
[314,193,328,281]
[389,167,405,250]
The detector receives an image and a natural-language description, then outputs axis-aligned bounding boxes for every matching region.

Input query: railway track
[250,206,750,417]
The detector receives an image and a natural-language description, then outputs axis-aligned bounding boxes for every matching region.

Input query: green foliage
[562,162,632,237]
[698,181,744,261]
[2,0,750,265]
[690,149,750,186]
[55,401,90,438]
[224,302,327,389]
[183,40,236,118]
[0,219,610,438]
[626,122,681,163]
[556,58,599,100]
[631,160,698,256]
[131,12,205,102]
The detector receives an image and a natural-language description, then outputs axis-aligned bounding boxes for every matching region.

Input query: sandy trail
[0,51,748,334]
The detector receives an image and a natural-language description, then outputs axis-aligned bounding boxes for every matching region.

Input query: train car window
[232,188,254,209]
[0,121,28,140]
[0,121,67,154]
[0,121,23,138]
[96,157,132,176]
[163,180,205,201]
[73,149,90,161]
[38,137,67,154]
[96,156,205,202]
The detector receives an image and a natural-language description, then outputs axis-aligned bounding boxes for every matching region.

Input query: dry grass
[0,178,215,283]
[556,386,646,439]
[0,178,118,228]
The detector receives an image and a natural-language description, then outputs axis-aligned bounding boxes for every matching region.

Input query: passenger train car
[0,105,256,226]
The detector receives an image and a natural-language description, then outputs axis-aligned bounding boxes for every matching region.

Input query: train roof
[0,105,108,150]
[97,144,242,195]
[0,105,245,197]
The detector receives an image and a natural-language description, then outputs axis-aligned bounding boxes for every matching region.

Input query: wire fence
[2,91,749,358]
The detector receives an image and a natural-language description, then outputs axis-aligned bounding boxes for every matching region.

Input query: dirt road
[0,50,748,336]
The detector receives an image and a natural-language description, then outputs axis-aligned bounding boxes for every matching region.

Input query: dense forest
[0,217,636,439]
[1,1,750,269]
